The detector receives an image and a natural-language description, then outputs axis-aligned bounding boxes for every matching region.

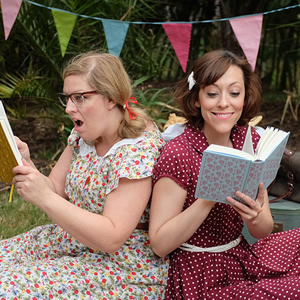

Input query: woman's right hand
[15,136,31,163]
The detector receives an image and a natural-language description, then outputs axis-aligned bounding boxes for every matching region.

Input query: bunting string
[1,0,300,71]
[22,1,299,24]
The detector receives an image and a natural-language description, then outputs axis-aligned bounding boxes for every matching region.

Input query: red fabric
[163,23,192,73]
[153,124,300,299]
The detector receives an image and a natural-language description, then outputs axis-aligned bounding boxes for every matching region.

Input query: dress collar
[183,123,248,153]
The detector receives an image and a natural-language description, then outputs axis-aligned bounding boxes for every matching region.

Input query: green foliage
[0,190,51,240]
[0,0,300,141]
[135,86,178,130]
[0,71,55,102]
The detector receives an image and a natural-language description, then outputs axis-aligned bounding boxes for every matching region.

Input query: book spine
[242,161,264,200]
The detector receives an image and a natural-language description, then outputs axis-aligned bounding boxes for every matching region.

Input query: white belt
[179,236,241,253]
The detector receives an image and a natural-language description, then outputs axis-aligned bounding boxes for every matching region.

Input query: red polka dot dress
[153,124,300,299]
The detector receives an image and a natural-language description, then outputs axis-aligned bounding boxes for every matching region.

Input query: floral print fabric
[0,127,169,299]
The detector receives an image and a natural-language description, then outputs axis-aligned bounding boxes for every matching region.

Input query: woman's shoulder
[105,123,164,159]
[160,132,196,162]
[164,124,205,148]
[130,122,164,148]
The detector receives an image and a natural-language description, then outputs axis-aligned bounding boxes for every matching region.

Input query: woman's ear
[107,98,118,110]
[195,99,201,108]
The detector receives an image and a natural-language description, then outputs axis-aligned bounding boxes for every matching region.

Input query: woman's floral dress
[0,127,169,300]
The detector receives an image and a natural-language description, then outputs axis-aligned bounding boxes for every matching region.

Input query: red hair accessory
[123,97,138,120]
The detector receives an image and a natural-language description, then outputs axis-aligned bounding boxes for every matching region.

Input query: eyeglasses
[57,90,99,107]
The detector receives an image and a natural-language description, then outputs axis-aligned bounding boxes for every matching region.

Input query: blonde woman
[1,52,169,299]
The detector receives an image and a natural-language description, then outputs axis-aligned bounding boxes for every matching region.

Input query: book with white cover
[195,126,289,203]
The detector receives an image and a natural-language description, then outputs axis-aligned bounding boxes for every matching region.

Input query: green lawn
[0,188,51,240]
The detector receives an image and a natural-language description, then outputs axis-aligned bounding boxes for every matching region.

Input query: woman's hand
[15,136,30,160]
[12,159,53,207]
[226,182,265,223]
[14,136,36,167]
[226,182,274,238]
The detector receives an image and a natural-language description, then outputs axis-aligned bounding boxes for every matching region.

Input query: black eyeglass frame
[57,90,99,107]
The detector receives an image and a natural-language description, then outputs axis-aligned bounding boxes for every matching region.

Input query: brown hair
[63,51,150,139]
[174,49,261,128]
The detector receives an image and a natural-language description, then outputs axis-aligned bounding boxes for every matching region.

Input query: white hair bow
[188,71,196,90]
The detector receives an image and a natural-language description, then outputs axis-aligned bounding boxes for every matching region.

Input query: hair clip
[188,71,196,90]
[123,97,138,120]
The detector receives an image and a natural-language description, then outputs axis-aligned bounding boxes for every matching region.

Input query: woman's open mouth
[74,119,83,130]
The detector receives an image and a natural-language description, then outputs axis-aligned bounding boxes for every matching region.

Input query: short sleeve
[153,139,193,191]
[67,128,80,151]
[105,129,165,194]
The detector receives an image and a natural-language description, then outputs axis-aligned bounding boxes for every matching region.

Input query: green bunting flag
[52,10,77,57]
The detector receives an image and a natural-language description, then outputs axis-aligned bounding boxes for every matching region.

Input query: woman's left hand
[12,158,52,206]
[226,182,265,223]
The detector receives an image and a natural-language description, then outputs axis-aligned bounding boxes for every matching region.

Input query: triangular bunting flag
[229,15,263,71]
[102,19,130,57]
[52,10,77,57]
[0,0,22,40]
[162,23,192,73]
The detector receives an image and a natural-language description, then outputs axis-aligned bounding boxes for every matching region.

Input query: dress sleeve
[153,139,193,191]
[67,128,80,152]
[105,129,165,194]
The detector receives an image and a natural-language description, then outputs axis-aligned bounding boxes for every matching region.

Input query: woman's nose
[218,93,230,107]
[65,98,77,113]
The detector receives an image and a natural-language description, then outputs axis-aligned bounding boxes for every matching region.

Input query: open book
[0,101,23,184]
[195,126,290,203]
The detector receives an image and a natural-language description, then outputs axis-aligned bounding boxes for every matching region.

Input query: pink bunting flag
[229,15,263,71]
[0,0,22,40]
[163,23,192,73]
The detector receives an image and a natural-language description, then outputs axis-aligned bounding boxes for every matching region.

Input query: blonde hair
[63,51,150,139]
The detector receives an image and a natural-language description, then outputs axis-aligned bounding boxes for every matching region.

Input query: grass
[0,188,52,240]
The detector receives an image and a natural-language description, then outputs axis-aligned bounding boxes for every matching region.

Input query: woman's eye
[231,92,240,97]
[74,95,85,102]
[207,92,217,97]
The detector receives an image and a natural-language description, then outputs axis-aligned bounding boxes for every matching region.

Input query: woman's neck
[206,136,233,148]
[95,129,123,156]
[203,128,233,148]
[94,108,124,156]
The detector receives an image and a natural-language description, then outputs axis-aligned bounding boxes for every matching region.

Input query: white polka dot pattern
[153,124,300,299]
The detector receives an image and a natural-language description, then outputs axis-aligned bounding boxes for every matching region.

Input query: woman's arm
[13,158,152,252]
[227,182,274,239]
[149,177,215,257]
[42,177,152,253]
[48,146,73,197]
